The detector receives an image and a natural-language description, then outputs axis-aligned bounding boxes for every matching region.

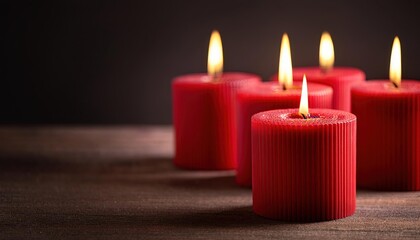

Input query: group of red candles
[172,31,420,222]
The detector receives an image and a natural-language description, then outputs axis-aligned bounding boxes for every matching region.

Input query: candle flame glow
[299,75,309,118]
[389,36,401,87]
[278,33,293,89]
[319,32,335,72]
[208,30,223,78]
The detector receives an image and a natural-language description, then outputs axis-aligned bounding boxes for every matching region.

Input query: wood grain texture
[0,126,419,239]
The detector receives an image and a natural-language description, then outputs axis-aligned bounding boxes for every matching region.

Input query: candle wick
[282,84,287,91]
[301,113,307,119]
[320,66,330,74]
[391,81,399,88]
[211,74,221,82]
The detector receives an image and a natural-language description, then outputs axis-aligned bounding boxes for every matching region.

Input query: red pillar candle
[352,80,420,190]
[172,31,261,170]
[252,78,356,221]
[352,37,420,190]
[236,81,333,187]
[271,32,365,111]
[173,73,260,169]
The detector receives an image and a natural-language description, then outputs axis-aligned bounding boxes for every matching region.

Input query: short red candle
[236,81,333,187]
[352,80,420,190]
[272,67,365,111]
[172,73,261,170]
[252,109,356,221]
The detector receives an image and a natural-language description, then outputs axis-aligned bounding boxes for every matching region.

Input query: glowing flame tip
[207,30,223,78]
[278,33,293,89]
[389,36,401,87]
[299,75,309,118]
[319,31,334,72]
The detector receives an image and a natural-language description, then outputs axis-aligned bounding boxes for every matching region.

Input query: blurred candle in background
[172,30,261,170]
[352,36,420,190]
[272,32,365,111]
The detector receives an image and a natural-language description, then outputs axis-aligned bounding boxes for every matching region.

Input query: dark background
[2,0,420,124]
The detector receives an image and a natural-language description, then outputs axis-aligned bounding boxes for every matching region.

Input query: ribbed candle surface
[172,73,261,170]
[271,67,365,111]
[252,109,356,221]
[236,82,333,187]
[352,80,420,190]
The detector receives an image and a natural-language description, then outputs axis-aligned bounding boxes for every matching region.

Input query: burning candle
[352,36,420,190]
[252,76,356,221]
[172,31,261,170]
[271,32,366,111]
[235,34,333,187]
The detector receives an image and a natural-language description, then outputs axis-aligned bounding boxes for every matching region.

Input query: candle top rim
[173,72,261,84]
[271,67,365,82]
[252,108,356,126]
[352,80,420,95]
[238,81,332,97]
[293,66,364,75]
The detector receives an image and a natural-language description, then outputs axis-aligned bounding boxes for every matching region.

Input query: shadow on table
[167,175,241,191]
[0,154,245,194]
[100,156,176,174]
[0,153,175,175]
[0,154,79,174]
[159,206,290,228]
[17,206,282,231]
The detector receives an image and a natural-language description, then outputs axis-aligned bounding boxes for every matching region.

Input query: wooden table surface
[0,126,419,239]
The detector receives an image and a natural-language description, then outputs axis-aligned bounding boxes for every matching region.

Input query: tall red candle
[352,36,420,191]
[236,81,333,187]
[172,31,261,170]
[352,81,420,190]
[173,73,260,169]
[271,32,365,111]
[252,108,357,221]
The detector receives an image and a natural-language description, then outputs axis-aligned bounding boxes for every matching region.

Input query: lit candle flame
[208,30,223,79]
[299,75,309,118]
[278,33,293,89]
[319,31,335,72]
[389,36,401,88]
